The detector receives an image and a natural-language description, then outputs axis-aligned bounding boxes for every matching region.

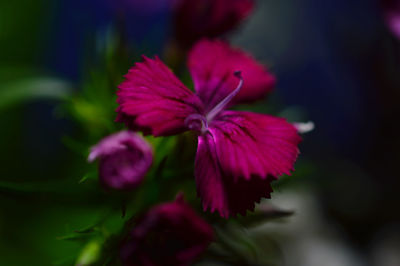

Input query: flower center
[185,71,243,133]
[184,114,208,134]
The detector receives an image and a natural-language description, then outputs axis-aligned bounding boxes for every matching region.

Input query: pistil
[205,71,243,122]
[185,71,243,134]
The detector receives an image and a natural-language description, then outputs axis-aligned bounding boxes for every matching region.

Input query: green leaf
[79,172,98,184]
[56,232,96,242]
[61,136,90,157]
[0,77,72,111]
[0,180,62,193]
[75,240,102,266]
[52,255,77,266]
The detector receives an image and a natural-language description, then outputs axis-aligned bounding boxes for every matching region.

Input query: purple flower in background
[120,194,214,266]
[382,0,400,39]
[173,0,254,48]
[117,39,301,217]
[88,131,153,190]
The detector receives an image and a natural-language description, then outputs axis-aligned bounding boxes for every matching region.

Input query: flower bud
[88,131,153,190]
[120,194,214,266]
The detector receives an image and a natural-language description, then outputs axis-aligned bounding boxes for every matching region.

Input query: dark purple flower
[173,0,254,48]
[117,39,301,217]
[382,0,400,39]
[88,131,153,190]
[120,194,214,266]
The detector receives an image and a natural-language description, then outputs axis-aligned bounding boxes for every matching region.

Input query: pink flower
[120,194,213,266]
[117,39,301,217]
[173,0,254,48]
[381,0,400,39]
[88,131,153,190]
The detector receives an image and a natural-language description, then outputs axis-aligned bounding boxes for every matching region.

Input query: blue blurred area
[232,0,400,250]
[235,0,386,160]
[2,0,172,182]
[44,0,171,80]
[44,0,113,80]
[279,1,381,159]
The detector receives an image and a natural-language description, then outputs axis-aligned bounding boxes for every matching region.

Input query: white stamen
[294,121,315,134]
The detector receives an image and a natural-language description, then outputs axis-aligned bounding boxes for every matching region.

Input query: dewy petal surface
[117,56,203,136]
[188,40,275,112]
[195,111,301,218]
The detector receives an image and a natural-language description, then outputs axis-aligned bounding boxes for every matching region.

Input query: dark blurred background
[1,0,400,265]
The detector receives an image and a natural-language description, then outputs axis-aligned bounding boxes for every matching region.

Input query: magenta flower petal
[188,40,276,112]
[173,0,254,48]
[195,111,300,217]
[117,56,204,136]
[212,111,301,181]
[196,133,274,218]
[88,131,153,190]
[120,195,214,266]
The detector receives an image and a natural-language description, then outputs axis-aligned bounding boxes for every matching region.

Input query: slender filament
[206,71,243,122]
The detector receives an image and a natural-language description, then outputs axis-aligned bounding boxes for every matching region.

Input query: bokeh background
[1,0,400,265]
